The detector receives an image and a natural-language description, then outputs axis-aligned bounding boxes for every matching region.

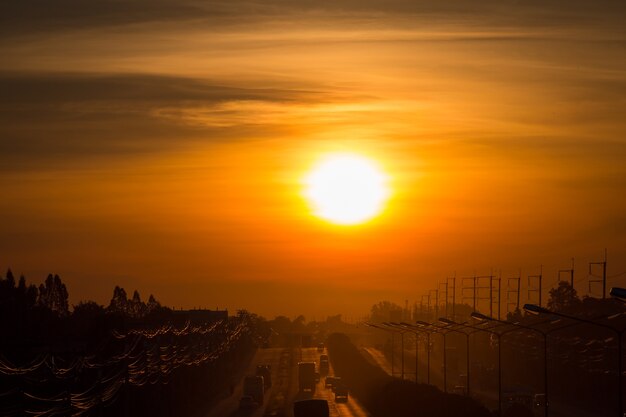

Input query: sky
[1,0,625,319]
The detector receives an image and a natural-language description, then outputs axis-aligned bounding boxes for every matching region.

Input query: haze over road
[204,347,370,417]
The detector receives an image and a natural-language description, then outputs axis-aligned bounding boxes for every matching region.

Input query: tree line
[0,269,259,417]
[0,268,165,318]
[0,268,175,365]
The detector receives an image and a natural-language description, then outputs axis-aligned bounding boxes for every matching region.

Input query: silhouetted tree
[108,285,128,313]
[547,281,581,313]
[17,275,26,293]
[292,314,306,332]
[5,268,16,289]
[37,274,69,316]
[270,315,291,333]
[370,301,403,323]
[128,290,147,318]
[25,282,38,308]
[147,294,160,312]
[73,300,105,317]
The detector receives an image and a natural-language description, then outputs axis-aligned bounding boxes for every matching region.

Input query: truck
[293,399,329,417]
[243,375,264,405]
[298,362,317,393]
[319,358,329,376]
[256,365,272,388]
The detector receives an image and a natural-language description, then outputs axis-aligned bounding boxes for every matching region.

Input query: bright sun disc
[304,153,390,225]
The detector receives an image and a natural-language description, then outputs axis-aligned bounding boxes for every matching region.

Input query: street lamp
[415,320,434,385]
[465,314,521,416]
[415,320,453,392]
[524,304,625,417]
[365,322,397,377]
[439,318,472,396]
[469,312,577,417]
[610,287,626,302]
[399,322,421,383]
[385,322,408,379]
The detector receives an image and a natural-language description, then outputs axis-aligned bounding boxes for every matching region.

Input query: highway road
[203,347,371,417]
[294,347,370,417]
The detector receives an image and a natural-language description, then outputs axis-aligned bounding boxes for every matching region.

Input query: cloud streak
[1,0,624,38]
[0,72,336,169]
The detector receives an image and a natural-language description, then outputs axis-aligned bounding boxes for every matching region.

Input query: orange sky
[1,0,625,318]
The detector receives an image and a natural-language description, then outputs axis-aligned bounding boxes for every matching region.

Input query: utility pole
[462,276,477,312]
[443,281,449,317]
[405,300,409,321]
[489,274,493,318]
[476,275,493,316]
[439,281,448,317]
[589,249,607,299]
[506,271,522,315]
[528,266,543,307]
[450,274,456,320]
[421,294,430,320]
[473,275,477,312]
[559,258,575,290]
[430,289,440,320]
[497,272,502,320]
[444,275,457,319]
[571,257,575,288]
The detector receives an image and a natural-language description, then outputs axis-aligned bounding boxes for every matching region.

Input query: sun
[304,153,390,225]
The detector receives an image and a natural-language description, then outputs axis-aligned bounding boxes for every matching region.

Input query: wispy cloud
[0,72,336,168]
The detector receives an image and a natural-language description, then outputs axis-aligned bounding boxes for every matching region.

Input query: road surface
[203,347,371,417]
[293,347,370,417]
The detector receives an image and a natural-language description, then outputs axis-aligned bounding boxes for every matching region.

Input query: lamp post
[385,322,408,379]
[399,322,421,383]
[416,320,452,392]
[412,321,432,384]
[365,322,396,377]
[470,312,581,417]
[473,311,552,416]
[448,317,516,416]
[610,287,626,301]
[439,318,473,396]
[524,303,625,417]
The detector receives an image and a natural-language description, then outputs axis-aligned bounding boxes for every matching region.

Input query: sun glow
[304,153,390,225]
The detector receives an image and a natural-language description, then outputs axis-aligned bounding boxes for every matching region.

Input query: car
[317,343,325,352]
[330,377,342,392]
[319,354,329,362]
[534,393,546,409]
[324,376,336,388]
[334,384,349,402]
[239,395,258,410]
[452,385,466,395]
